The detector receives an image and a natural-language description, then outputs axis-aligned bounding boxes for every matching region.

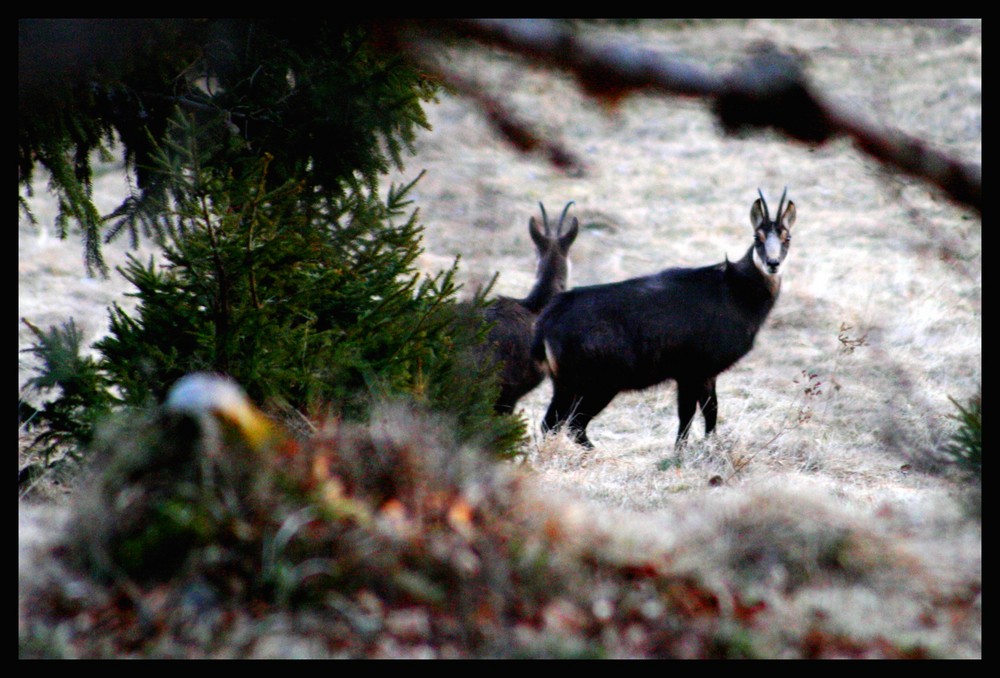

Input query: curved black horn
[776,187,788,220]
[558,201,575,233]
[538,201,550,234]
[757,188,770,222]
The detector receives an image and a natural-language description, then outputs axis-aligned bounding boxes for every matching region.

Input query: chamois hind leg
[563,389,616,450]
[541,386,577,437]
[676,377,717,445]
[542,385,614,450]
[700,377,718,435]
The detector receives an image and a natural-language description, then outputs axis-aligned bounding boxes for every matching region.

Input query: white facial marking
[764,231,784,264]
[753,241,782,277]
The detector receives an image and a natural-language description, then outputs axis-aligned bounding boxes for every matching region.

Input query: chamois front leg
[700,377,718,435]
[676,377,717,445]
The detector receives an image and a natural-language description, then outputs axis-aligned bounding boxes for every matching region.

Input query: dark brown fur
[484,202,579,413]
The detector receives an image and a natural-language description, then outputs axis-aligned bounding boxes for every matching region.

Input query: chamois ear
[750,198,767,228]
[559,217,579,249]
[781,201,796,230]
[529,216,548,247]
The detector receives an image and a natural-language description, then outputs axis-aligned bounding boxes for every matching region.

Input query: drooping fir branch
[19,19,439,277]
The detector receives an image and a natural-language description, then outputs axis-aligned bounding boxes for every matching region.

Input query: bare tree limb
[426,66,586,177]
[391,19,980,214]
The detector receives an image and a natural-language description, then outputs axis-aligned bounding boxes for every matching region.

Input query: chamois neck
[731,246,782,298]
[521,255,567,313]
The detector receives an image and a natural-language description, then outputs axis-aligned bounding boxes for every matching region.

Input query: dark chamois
[532,189,795,448]
[484,202,579,414]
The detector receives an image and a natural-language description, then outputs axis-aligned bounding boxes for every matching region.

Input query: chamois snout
[752,234,784,276]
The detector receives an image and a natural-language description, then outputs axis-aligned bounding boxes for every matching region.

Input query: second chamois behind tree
[532,189,796,448]
[483,202,579,414]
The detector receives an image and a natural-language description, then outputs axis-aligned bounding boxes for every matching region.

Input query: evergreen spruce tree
[19,20,436,275]
[20,20,525,464]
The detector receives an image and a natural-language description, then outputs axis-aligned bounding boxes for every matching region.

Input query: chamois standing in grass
[484,202,579,414]
[532,189,795,448]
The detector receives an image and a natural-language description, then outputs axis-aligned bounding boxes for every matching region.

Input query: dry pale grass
[384,18,981,654]
[19,19,980,657]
